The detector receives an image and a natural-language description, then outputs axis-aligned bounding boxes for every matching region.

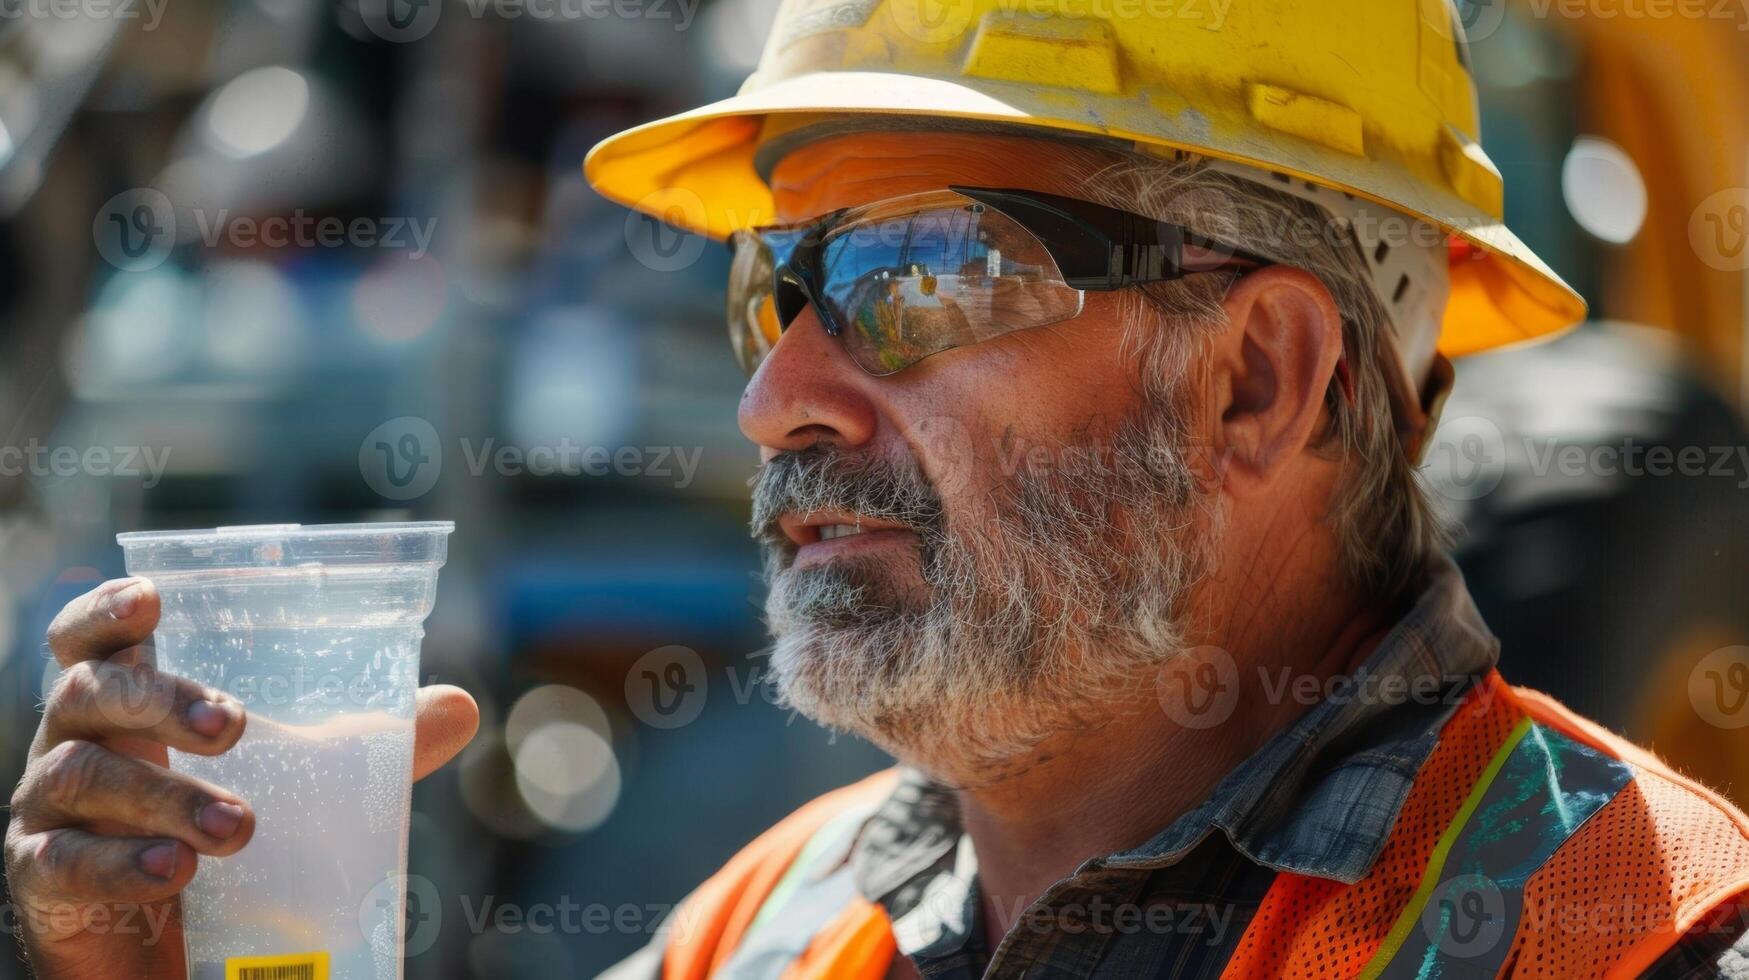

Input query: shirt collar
[850,556,1501,900]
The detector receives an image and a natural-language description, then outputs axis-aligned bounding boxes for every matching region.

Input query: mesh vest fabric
[661,674,1749,979]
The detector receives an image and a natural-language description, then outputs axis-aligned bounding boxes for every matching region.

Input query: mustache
[750,446,946,550]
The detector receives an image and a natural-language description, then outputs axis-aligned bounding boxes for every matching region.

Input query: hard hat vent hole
[1374,241,1392,265]
[1393,274,1411,304]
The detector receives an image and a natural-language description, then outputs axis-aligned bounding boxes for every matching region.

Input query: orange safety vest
[662,673,1749,979]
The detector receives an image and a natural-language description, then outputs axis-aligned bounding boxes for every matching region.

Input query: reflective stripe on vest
[663,771,899,980]
[717,802,888,979]
[669,674,1749,978]
[1362,718,1632,977]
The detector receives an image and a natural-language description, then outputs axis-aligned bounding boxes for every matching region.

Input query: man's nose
[738,306,878,455]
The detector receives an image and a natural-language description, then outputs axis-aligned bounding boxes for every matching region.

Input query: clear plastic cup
[116,522,454,980]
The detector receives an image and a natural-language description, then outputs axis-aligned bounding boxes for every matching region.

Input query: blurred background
[2,0,1749,975]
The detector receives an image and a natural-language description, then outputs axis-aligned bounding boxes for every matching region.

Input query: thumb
[413,684,480,781]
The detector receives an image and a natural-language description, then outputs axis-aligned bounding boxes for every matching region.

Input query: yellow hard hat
[585,0,1586,359]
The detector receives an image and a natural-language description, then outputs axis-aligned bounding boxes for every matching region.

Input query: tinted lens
[727,230,782,375]
[817,192,1083,375]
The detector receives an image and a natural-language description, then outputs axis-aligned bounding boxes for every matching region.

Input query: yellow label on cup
[224,951,331,980]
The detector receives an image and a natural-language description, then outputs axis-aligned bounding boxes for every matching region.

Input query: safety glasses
[727,186,1270,377]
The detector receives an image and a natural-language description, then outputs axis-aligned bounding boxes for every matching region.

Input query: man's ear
[1209,266,1345,493]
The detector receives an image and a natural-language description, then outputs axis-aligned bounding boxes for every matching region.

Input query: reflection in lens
[728,233,778,374]
[820,196,1082,375]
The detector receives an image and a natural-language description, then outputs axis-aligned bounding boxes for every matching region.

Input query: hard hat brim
[585,70,1587,358]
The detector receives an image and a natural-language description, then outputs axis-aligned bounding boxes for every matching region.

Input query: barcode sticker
[224,951,330,980]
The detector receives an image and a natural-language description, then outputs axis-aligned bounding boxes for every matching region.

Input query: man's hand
[4,578,480,979]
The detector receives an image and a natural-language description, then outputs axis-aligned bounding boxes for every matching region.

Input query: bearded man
[12,2,1749,978]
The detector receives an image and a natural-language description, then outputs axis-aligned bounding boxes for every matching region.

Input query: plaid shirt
[604,559,1749,979]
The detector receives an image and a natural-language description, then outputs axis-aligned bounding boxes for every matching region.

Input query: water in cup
[117,522,453,980]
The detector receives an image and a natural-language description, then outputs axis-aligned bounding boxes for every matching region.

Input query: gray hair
[1064,146,1450,602]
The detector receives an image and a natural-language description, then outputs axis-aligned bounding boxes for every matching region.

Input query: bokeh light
[513,720,622,834]
[1562,137,1648,245]
[207,66,310,159]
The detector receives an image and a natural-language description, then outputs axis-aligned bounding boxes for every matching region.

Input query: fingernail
[198,801,244,840]
[186,699,231,737]
[138,842,177,879]
[106,581,144,620]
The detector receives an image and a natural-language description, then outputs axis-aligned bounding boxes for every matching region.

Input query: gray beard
[754,399,1215,776]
